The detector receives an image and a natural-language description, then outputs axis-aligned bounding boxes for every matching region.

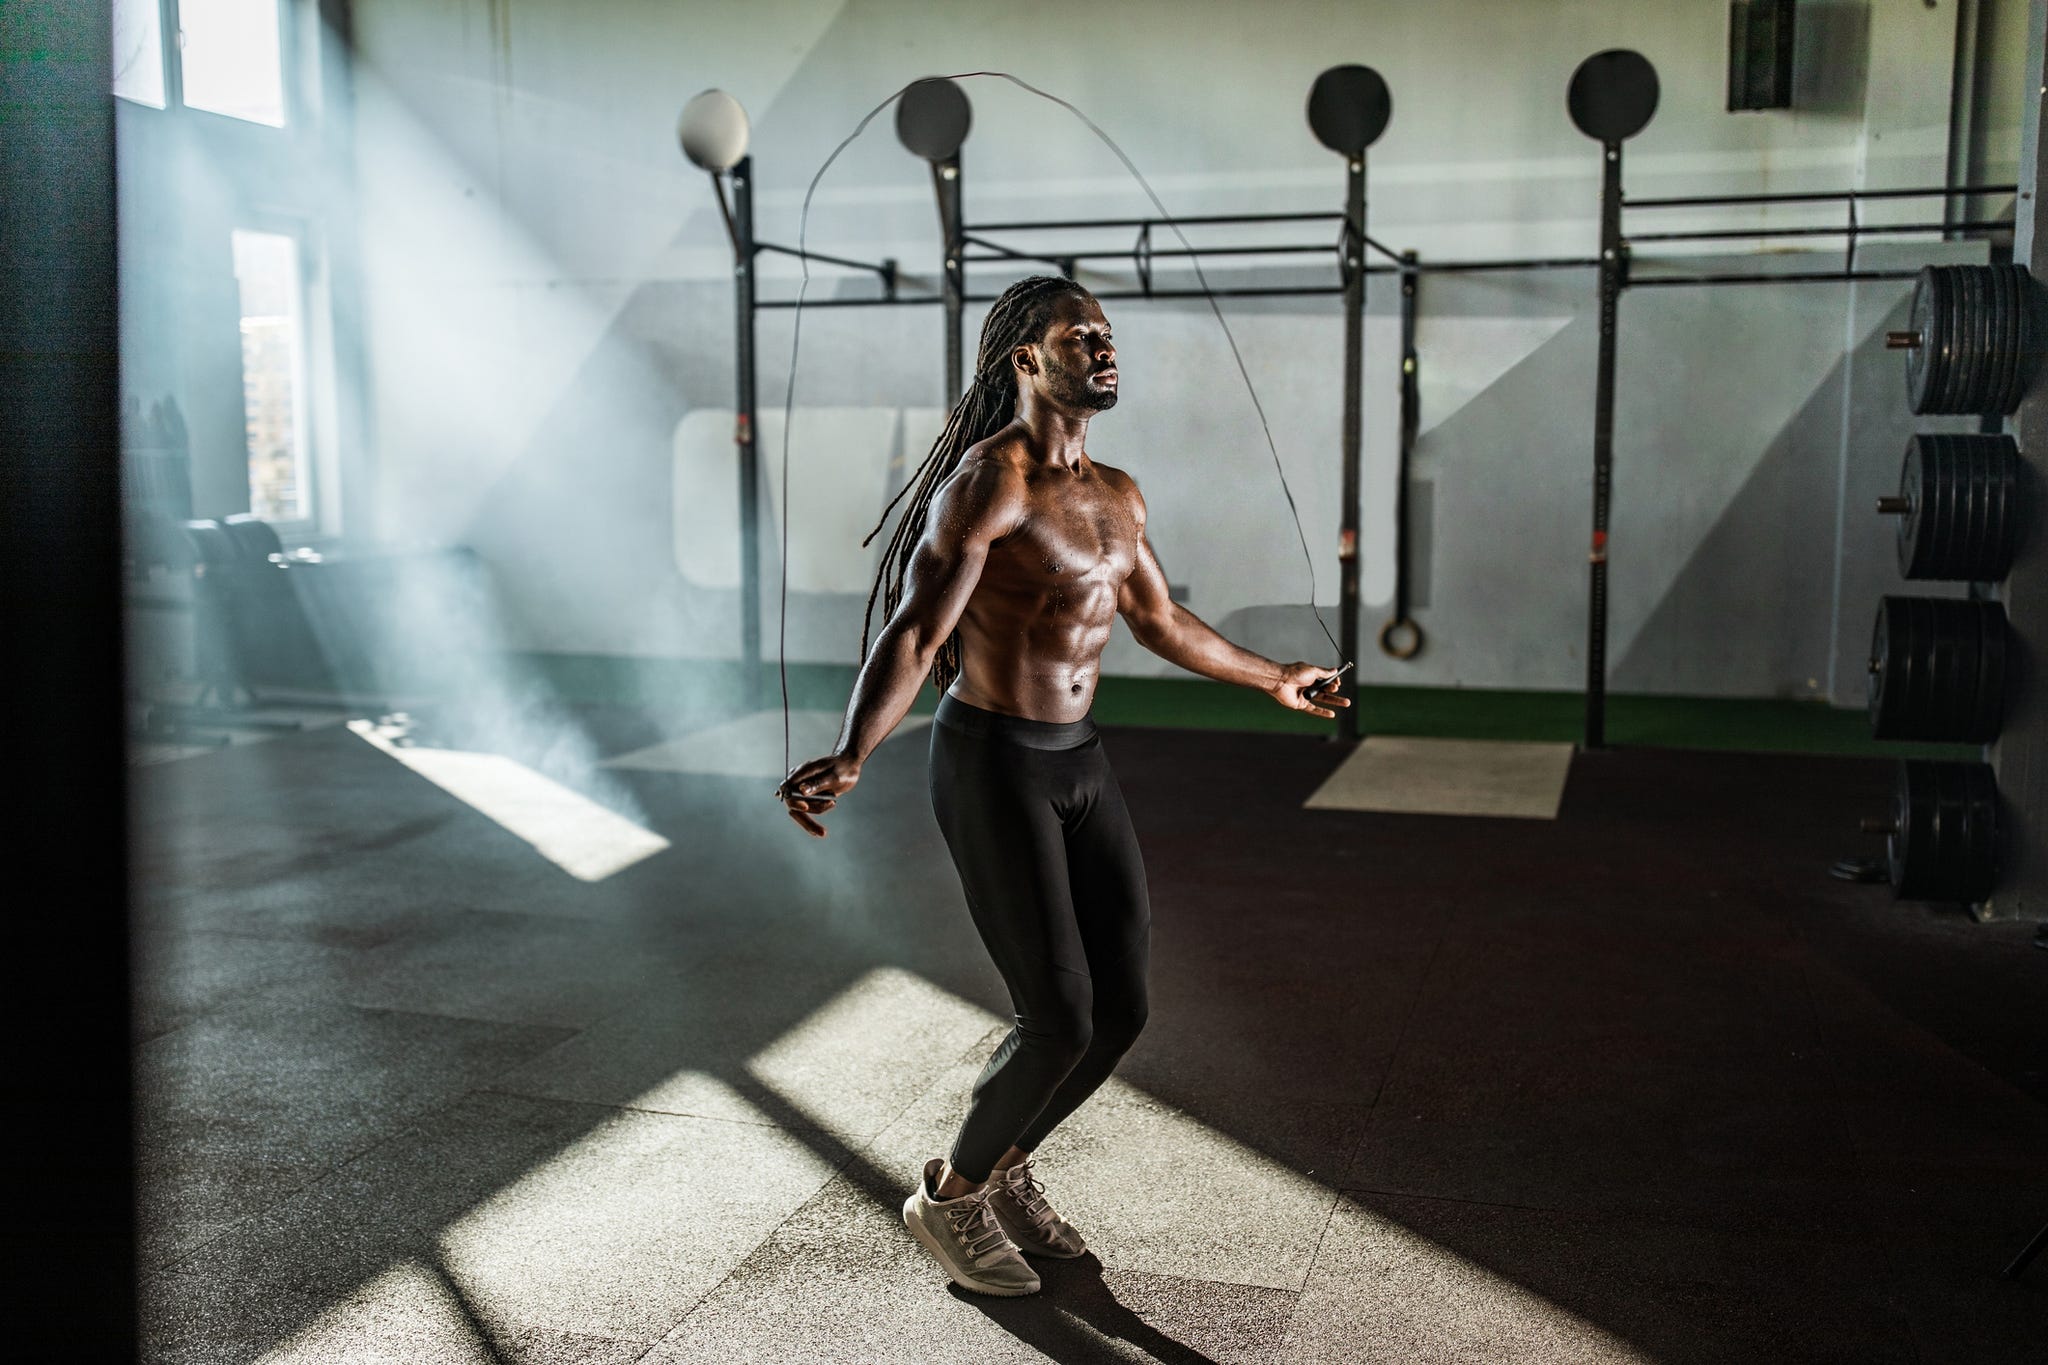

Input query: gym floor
[134,704,2048,1364]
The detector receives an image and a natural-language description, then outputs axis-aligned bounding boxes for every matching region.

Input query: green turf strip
[519,652,1976,762]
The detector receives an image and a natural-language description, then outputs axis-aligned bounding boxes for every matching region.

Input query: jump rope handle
[1303,659,1354,704]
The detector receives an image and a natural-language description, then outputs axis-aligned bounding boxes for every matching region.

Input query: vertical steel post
[1395,250,1419,634]
[938,156,966,399]
[1586,139,1624,750]
[1338,153,1366,742]
[731,157,762,702]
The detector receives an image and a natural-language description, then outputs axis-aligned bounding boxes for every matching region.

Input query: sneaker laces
[999,1160,1056,1229]
[945,1189,1012,1261]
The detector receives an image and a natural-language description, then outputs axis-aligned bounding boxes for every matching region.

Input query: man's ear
[1011,342,1038,377]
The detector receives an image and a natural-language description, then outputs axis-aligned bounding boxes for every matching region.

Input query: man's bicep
[1118,530,1177,629]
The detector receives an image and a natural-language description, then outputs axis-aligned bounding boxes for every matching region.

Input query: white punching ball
[678,89,750,172]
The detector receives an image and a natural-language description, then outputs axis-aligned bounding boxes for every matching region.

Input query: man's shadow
[960,1254,1226,1365]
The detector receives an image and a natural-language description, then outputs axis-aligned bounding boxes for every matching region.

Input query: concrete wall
[192,1,2016,699]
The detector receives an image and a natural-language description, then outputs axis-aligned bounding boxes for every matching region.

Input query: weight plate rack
[1860,261,2036,905]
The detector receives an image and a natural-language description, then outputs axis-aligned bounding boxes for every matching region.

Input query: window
[112,0,167,108]
[178,0,286,127]
[231,229,311,523]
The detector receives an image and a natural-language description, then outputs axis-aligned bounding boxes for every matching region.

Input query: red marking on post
[1339,528,1358,561]
[1590,529,1608,564]
[735,413,752,445]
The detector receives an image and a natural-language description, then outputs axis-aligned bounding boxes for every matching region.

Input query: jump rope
[776,71,1350,784]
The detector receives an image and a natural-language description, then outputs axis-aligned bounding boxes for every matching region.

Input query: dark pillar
[938,155,965,399]
[1586,139,1625,750]
[731,157,761,701]
[1,2,136,1357]
[1989,0,2048,918]
[1338,152,1366,742]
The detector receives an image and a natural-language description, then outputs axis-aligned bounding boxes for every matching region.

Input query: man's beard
[1045,352,1118,411]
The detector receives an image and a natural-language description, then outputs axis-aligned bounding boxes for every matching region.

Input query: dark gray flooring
[133,708,2048,1363]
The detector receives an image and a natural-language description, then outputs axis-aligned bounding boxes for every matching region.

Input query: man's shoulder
[1089,459,1137,489]
[1088,460,1145,512]
[939,441,1031,525]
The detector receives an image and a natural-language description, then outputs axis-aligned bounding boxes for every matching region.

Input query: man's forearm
[836,621,941,762]
[1141,604,1285,691]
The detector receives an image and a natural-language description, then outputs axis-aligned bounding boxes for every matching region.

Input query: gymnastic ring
[1378,616,1424,660]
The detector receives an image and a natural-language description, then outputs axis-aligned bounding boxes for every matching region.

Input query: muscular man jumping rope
[777,275,1348,1297]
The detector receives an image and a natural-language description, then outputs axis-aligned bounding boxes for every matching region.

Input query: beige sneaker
[901,1158,1041,1296]
[987,1156,1088,1258]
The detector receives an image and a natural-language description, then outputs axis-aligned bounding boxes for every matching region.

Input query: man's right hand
[775,753,862,838]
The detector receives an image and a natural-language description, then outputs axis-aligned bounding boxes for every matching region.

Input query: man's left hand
[1273,661,1352,719]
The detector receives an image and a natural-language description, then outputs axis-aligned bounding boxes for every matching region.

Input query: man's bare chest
[995,483,1138,590]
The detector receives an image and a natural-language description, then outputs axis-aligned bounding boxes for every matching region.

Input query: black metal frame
[711,114,2015,747]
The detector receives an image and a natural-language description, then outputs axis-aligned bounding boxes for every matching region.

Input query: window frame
[229,216,334,541]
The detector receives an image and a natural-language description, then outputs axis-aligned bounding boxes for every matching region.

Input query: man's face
[1027,293,1118,412]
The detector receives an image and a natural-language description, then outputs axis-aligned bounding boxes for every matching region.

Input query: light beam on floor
[348,718,669,881]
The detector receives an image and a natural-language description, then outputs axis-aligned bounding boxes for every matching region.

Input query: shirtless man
[777,275,1347,1296]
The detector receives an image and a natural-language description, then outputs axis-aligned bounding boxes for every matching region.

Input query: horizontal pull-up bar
[963,241,1338,264]
[1624,182,2017,210]
[966,210,1346,232]
[754,282,1351,309]
[1629,218,2013,245]
[1629,268,1924,287]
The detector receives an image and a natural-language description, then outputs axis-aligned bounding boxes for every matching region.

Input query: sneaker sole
[901,1194,1041,1297]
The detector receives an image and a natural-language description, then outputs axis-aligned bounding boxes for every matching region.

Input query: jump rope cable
[777,70,1346,778]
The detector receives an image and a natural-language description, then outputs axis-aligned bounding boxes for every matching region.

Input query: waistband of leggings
[933,693,1098,750]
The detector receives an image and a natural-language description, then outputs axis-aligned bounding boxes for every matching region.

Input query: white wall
[338,0,2003,699]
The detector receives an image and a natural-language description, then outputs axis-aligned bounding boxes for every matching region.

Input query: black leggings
[928,693,1151,1184]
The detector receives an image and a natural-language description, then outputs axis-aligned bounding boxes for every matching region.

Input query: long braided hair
[859,274,1094,693]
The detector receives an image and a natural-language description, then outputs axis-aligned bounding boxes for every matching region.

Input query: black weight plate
[1906,597,1938,733]
[1958,762,2001,901]
[1944,600,1982,738]
[1897,436,1928,577]
[1886,759,1915,892]
[1975,265,2002,414]
[1949,437,1982,581]
[1934,600,1971,739]
[1966,266,1995,414]
[1949,435,1982,581]
[1925,268,1957,411]
[2017,265,2042,411]
[1940,266,1966,413]
[1926,436,1959,577]
[1906,268,1938,414]
[1974,266,1999,413]
[1987,436,2019,579]
[1893,759,1948,898]
[1934,763,1969,896]
[1957,268,1990,413]
[1867,598,1893,734]
[1974,602,2009,741]
[1990,264,2020,415]
[1947,268,1976,415]
[1933,267,1957,413]
[1994,264,2024,414]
